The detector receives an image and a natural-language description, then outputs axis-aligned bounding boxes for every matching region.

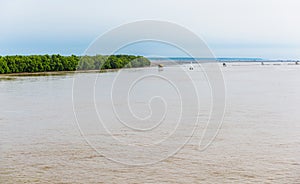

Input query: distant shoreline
[148,57,300,62]
[1,60,299,78]
[0,54,151,74]
[0,68,132,77]
[0,66,160,78]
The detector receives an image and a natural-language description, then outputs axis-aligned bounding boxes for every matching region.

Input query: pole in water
[189,62,194,70]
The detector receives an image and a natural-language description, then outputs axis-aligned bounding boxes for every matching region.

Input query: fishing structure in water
[189,62,194,70]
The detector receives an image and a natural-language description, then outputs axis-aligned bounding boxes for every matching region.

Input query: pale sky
[1,0,300,59]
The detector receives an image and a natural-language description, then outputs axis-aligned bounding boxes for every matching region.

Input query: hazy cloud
[1,0,299,58]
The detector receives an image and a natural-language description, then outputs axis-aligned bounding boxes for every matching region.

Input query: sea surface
[0,62,299,183]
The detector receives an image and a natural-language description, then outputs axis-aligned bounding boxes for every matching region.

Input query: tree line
[0,54,151,74]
